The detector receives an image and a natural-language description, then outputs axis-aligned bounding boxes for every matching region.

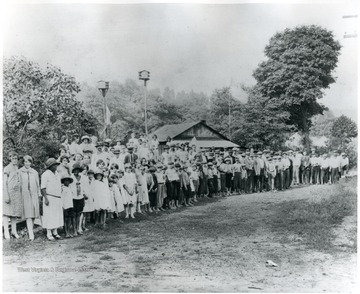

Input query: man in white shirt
[320,153,330,184]
[311,153,321,184]
[292,150,302,185]
[340,153,350,176]
[329,151,341,184]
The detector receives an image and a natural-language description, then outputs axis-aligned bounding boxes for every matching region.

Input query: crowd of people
[3,131,350,241]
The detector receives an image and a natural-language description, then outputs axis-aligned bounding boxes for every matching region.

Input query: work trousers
[292,165,300,184]
[233,172,241,191]
[246,169,254,193]
[330,168,339,184]
[321,168,329,184]
[311,166,320,184]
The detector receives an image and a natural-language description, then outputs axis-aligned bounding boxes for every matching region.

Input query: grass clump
[271,178,357,251]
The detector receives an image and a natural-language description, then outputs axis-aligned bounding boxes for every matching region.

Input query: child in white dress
[122,164,137,219]
[82,169,95,231]
[93,169,110,227]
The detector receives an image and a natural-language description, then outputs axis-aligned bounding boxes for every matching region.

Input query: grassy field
[270,177,357,252]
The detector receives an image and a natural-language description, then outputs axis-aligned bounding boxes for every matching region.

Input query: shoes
[47,236,55,241]
[77,231,83,235]
[53,234,62,240]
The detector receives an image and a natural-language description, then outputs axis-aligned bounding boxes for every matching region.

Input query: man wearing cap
[244,152,254,193]
[92,142,105,169]
[124,146,139,167]
[198,149,208,163]
[41,158,63,240]
[281,152,291,189]
[329,151,341,184]
[161,145,172,165]
[292,150,302,185]
[274,155,283,191]
[310,153,321,184]
[165,162,179,209]
[232,157,242,194]
[110,147,124,171]
[207,162,215,198]
[301,151,310,184]
[188,144,197,162]
[319,153,330,184]
[253,152,265,193]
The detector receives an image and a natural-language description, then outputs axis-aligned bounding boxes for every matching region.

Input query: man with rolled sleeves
[244,152,254,193]
[329,151,341,184]
[320,153,330,184]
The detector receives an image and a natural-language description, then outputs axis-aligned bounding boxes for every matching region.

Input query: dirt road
[3,184,357,292]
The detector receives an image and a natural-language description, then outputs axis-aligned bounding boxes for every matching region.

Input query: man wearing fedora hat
[124,146,139,167]
[41,158,63,241]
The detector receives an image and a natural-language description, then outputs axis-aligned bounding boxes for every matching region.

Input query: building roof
[150,121,205,142]
[189,137,239,148]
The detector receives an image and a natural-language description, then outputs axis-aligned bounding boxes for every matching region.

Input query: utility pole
[139,70,150,138]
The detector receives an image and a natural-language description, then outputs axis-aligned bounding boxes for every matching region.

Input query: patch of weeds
[84,235,97,241]
[78,281,97,288]
[99,254,114,261]
[270,180,357,252]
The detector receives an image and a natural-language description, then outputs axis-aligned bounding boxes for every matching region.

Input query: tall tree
[310,110,336,137]
[3,56,98,169]
[208,87,243,139]
[232,86,292,149]
[253,25,341,151]
[330,115,357,149]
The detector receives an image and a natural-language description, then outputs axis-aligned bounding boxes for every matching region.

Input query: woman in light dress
[41,158,63,241]
[19,155,41,241]
[3,151,23,240]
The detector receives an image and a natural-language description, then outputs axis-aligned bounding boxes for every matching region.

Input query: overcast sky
[3,1,358,120]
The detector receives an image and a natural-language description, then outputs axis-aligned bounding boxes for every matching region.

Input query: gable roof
[150,121,200,142]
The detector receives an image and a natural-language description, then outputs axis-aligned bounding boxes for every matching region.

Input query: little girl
[116,171,128,214]
[108,178,117,218]
[93,169,110,228]
[61,175,75,238]
[189,164,199,203]
[110,174,125,218]
[82,169,95,231]
[122,164,137,218]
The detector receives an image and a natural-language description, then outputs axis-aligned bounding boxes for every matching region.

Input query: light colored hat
[81,135,90,142]
[83,146,93,153]
[45,158,60,169]
[61,175,73,184]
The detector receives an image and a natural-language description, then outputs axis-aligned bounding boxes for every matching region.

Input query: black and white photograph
[1,0,358,292]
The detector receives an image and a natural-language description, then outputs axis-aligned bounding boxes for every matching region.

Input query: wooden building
[150,120,239,154]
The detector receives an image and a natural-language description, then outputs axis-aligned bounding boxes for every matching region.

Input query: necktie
[27,171,30,191]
